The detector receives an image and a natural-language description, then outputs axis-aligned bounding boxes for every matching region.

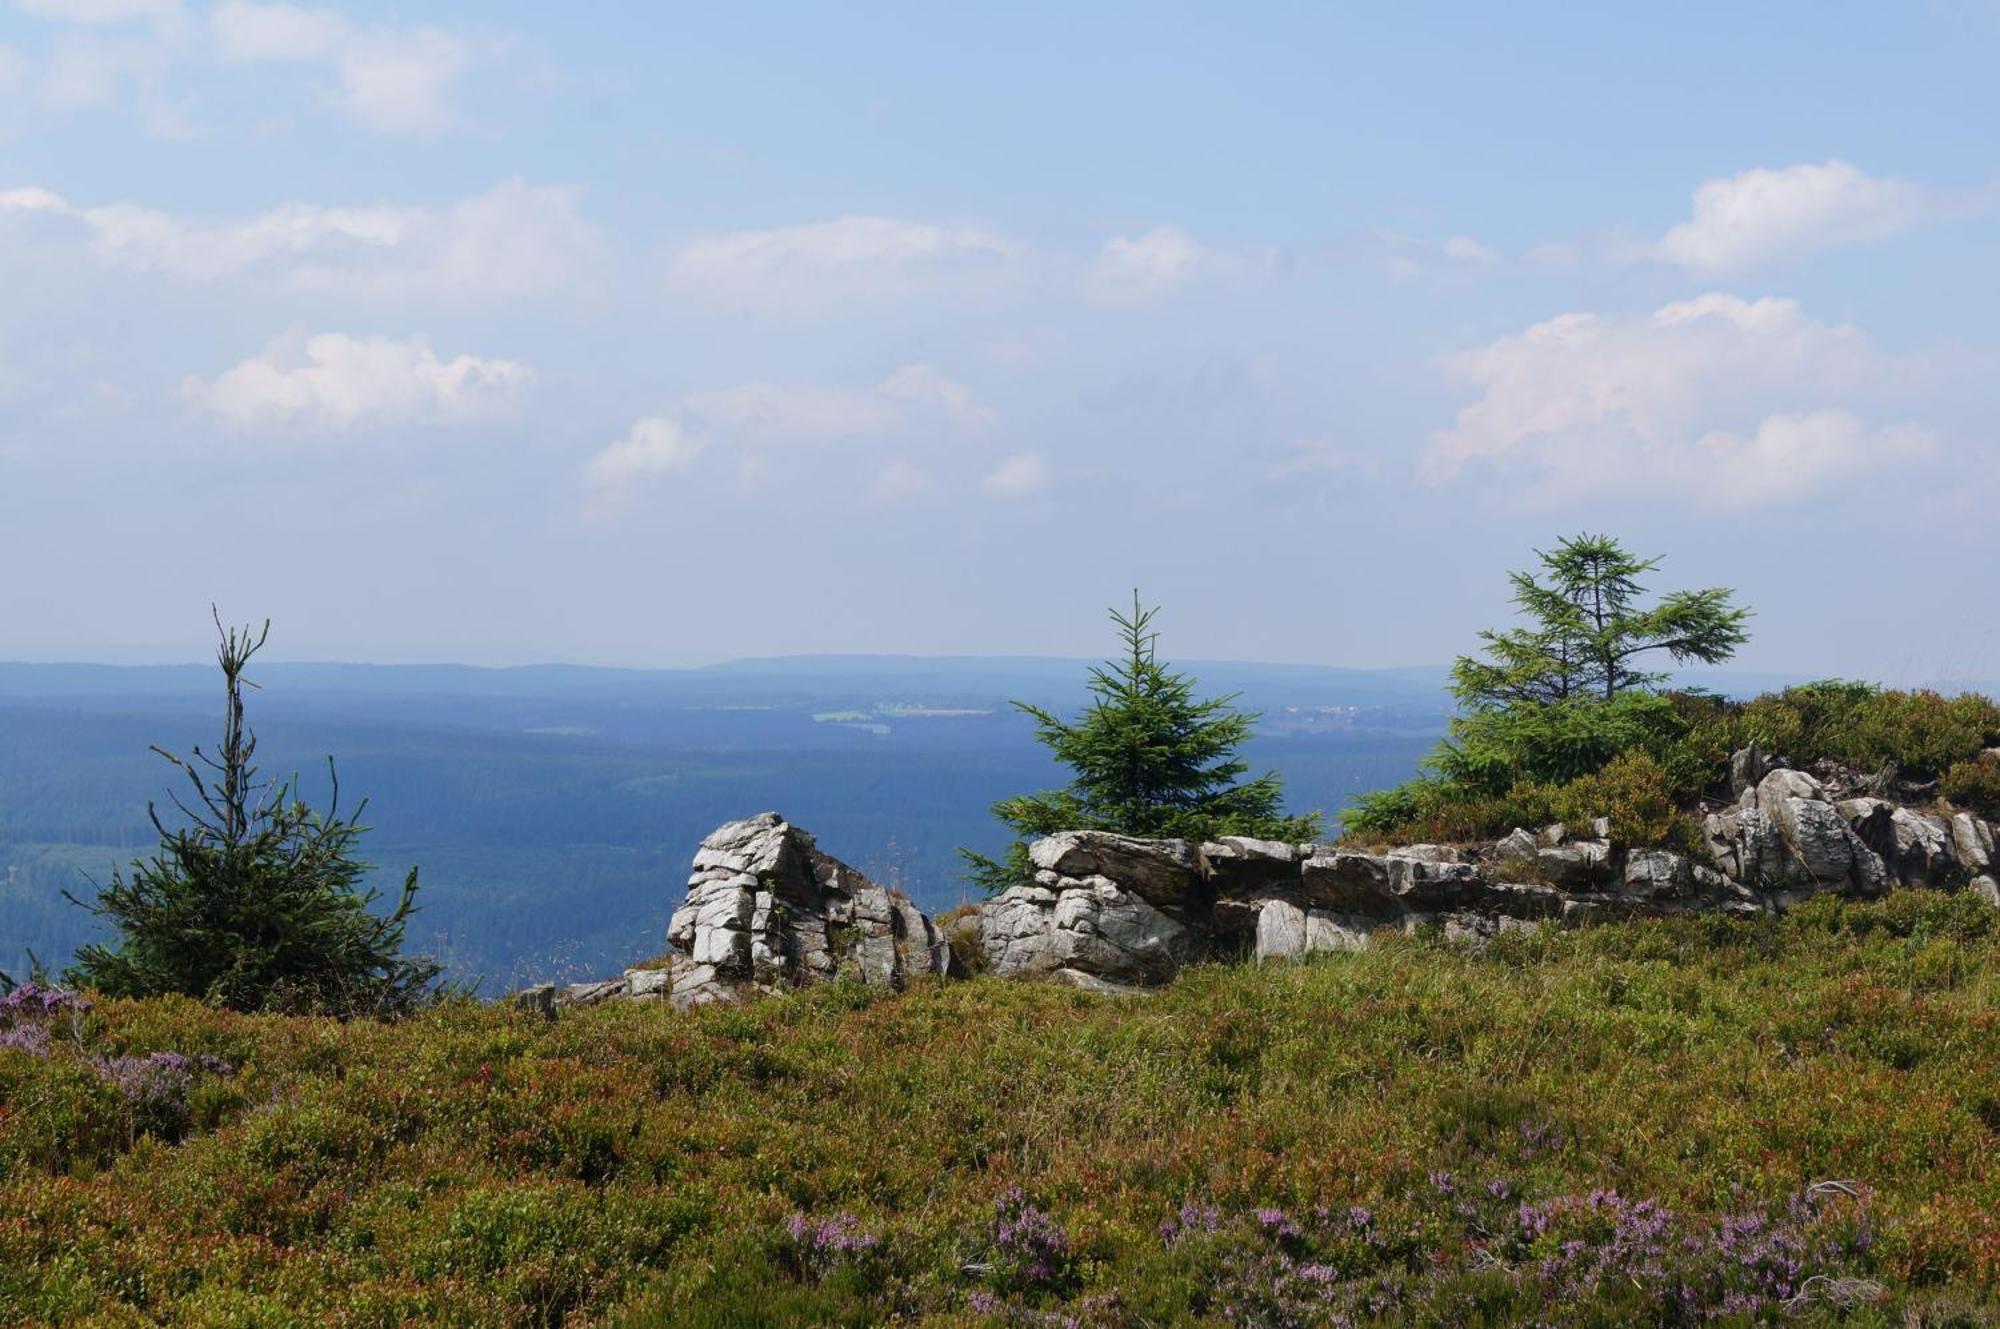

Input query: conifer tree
[66,614,441,1017]
[1452,534,1749,709]
[964,594,1318,892]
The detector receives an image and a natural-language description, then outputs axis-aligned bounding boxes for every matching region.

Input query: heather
[3,894,1998,1326]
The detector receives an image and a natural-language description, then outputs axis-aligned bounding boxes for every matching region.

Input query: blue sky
[2,1,1997,680]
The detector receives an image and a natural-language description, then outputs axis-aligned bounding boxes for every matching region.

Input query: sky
[1,1,1996,681]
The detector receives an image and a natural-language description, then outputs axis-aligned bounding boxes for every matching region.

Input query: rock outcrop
[562,813,952,1009]
[967,751,2000,990]
[532,752,1999,1008]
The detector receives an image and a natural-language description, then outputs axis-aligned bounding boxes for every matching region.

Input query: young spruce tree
[66,614,441,1017]
[964,594,1318,892]
[1349,535,1751,831]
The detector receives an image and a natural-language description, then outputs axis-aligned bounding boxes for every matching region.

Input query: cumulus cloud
[211,1,469,136]
[668,215,1022,311]
[0,178,597,302]
[1653,160,1935,275]
[980,451,1048,499]
[581,416,703,521]
[1082,225,1217,303]
[182,331,529,432]
[1424,293,1936,508]
[582,365,995,517]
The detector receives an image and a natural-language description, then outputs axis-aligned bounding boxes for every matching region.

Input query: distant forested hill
[0,658,1452,990]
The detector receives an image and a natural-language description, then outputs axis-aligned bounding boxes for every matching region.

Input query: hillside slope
[3,895,1996,1326]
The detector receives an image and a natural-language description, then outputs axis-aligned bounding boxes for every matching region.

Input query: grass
[2,892,1998,1326]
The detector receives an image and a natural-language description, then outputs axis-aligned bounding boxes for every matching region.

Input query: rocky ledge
[524,751,1999,1009]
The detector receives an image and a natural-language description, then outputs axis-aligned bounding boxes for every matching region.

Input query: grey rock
[1971,876,2000,909]
[1949,813,1995,873]
[1754,767,1826,808]
[1437,912,1540,946]
[1048,967,1152,996]
[1388,843,1462,863]
[1305,910,1373,952]
[1730,745,1776,798]
[978,875,1200,985]
[1299,851,1403,916]
[512,983,557,1018]
[1029,831,1200,908]
[1255,898,1308,961]
[1478,881,1570,919]
[1494,828,1539,863]
[565,978,625,1006]
[599,813,954,1009]
[1621,850,1693,901]
[623,968,670,998]
[1888,808,1957,886]
[1201,836,1300,897]
[1386,852,1483,909]
[1835,798,1897,858]
[1537,839,1612,888]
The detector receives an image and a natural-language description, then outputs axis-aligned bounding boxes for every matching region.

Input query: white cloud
[1082,225,1216,303]
[1653,160,1933,275]
[1691,411,1931,509]
[682,381,900,446]
[581,416,703,521]
[211,1,469,136]
[871,459,933,505]
[682,364,992,447]
[1375,230,1501,280]
[182,331,529,432]
[1441,235,1497,264]
[1424,293,1936,508]
[981,451,1048,499]
[0,178,597,302]
[16,0,180,23]
[580,365,995,517]
[209,1,344,60]
[668,215,1021,311]
[877,362,998,431]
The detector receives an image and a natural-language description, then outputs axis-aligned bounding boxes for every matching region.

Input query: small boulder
[1949,813,1995,874]
[1537,839,1612,888]
[1621,849,1692,901]
[1255,898,1308,961]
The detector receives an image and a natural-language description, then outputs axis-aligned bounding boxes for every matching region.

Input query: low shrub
[1739,683,2000,780]
[1352,682,2000,848]
[4,902,1997,1324]
[1942,752,2000,817]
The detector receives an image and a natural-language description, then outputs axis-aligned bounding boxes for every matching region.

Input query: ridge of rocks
[523,751,1998,1009]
